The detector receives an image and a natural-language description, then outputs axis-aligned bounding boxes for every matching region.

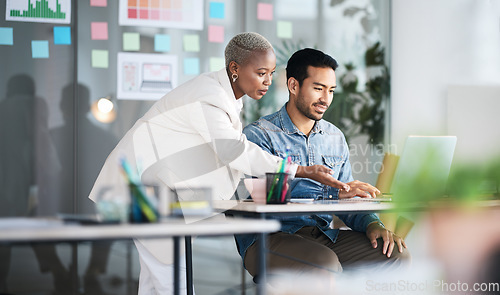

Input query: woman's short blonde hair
[224,32,273,68]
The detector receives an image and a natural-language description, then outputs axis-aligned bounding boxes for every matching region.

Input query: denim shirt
[234,104,380,260]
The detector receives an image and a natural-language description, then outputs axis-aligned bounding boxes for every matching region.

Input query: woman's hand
[296,165,350,192]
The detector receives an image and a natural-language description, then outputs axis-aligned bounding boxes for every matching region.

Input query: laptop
[389,136,457,200]
[313,136,457,204]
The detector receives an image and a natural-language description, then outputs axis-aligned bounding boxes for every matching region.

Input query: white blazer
[89,68,289,263]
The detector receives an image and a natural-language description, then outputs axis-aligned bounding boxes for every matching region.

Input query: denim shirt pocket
[322,155,344,179]
[275,150,301,166]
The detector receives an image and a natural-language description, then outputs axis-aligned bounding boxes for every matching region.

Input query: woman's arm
[296,165,350,191]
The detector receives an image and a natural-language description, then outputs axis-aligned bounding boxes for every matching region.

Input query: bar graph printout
[119,0,203,30]
[6,0,71,24]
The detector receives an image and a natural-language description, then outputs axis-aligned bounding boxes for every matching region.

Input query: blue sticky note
[209,2,225,19]
[184,58,200,75]
[0,27,14,45]
[53,27,71,45]
[154,34,170,52]
[32,41,49,59]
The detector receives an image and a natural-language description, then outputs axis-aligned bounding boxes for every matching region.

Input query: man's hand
[338,180,380,199]
[366,222,407,258]
[296,165,350,192]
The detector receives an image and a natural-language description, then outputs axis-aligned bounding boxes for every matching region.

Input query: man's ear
[287,77,299,95]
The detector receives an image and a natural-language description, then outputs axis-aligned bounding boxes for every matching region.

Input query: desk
[0,217,280,295]
[214,199,397,217]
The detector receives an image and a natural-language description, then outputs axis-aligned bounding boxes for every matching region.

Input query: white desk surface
[0,217,281,243]
[213,199,500,215]
[213,199,396,214]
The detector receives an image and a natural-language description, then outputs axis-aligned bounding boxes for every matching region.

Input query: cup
[243,178,267,204]
[265,173,292,204]
[95,199,129,223]
[94,186,129,223]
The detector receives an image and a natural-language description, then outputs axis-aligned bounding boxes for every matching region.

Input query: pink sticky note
[208,25,224,43]
[91,22,108,40]
[257,3,273,21]
[90,0,107,7]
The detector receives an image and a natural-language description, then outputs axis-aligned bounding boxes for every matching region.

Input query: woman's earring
[232,73,238,83]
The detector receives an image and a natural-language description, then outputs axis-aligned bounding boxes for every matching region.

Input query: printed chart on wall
[119,0,203,30]
[6,0,71,24]
[117,52,178,100]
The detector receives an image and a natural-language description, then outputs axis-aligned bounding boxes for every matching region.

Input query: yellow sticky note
[92,49,108,68]
[123,32,140,51]
[277,21,293,39]
[183,34,200,52]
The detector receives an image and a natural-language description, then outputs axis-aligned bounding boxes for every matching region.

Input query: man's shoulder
[318,119,344,136]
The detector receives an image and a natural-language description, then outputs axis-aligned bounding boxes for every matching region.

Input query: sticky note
[123,32,140,51]
[91,22,108,40]
[31,41,49,58]
[183,34,200,52]
[92,49,108,68]
[53,27,71,45]
[90,0,107,7]
[184,58,200,75]
[257,3,273,20]
[209,57,225,72]
[277,21,293,39]
[0,27,14,45]
[154,34,170,52]
[209,2,225,19]
[208,25,224,43]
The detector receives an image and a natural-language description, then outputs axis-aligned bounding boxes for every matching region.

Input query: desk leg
[257,214,267,295]
[71,242,78,295]
[174,236,180,295]
[185,236,193,295]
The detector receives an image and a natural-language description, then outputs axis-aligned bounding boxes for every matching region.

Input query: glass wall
[0,0,390,293]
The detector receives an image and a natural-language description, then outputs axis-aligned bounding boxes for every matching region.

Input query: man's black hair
[286,48,339,86]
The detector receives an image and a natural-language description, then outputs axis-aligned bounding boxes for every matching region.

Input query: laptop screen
[390,136,457,200]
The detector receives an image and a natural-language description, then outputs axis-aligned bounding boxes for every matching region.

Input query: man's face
[294,66,336,121]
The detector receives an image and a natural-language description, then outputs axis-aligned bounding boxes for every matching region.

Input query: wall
[391,0,500,152]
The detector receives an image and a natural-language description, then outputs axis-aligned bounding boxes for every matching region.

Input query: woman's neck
[226,69,244,99]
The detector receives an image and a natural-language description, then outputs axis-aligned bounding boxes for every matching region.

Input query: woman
[89,32,349,294]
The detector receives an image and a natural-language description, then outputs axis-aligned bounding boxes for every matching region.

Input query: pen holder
[266,172,292,204]
[129,183,163,223]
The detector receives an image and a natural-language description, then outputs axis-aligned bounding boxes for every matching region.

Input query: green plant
[392,155,500,213]
[323,41,389,146]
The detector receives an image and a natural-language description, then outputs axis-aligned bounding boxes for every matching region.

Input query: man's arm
[333,139,406,256]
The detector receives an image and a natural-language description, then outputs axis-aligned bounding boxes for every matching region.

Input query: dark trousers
[244,226,411,277]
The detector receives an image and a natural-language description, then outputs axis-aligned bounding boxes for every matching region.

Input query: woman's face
[232,49,276,100]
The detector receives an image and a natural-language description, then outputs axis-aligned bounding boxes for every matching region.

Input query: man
[236,48,410,279]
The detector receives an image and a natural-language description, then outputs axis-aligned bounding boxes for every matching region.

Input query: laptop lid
[390,136,457,199]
